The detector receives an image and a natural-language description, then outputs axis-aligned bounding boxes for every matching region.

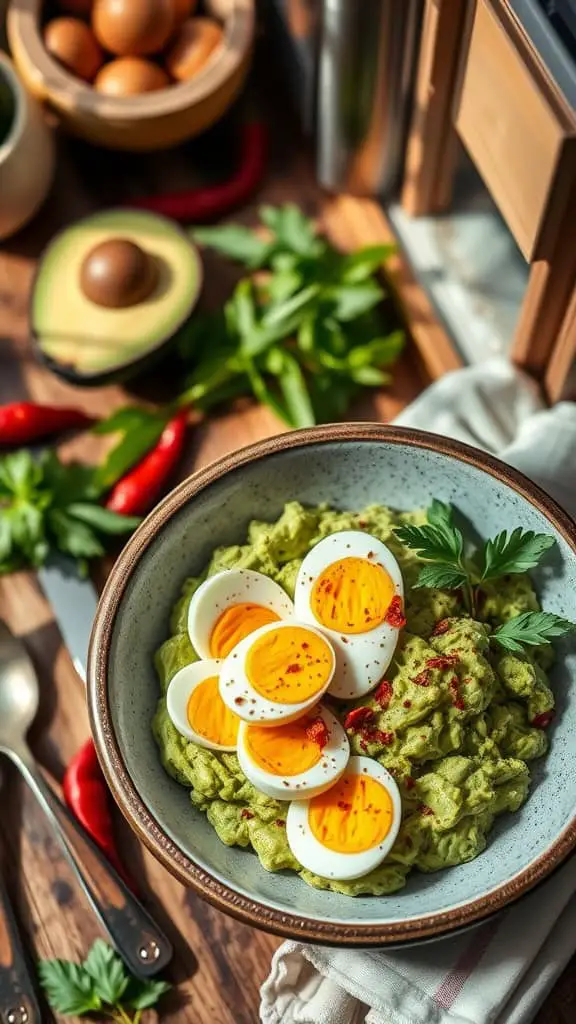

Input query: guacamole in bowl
[88,425,576,946]
[153,501,556,897]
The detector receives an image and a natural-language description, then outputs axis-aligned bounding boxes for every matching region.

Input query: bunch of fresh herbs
[177,204,404,426]
[395,500,575,653]
[38,940,170,1023]
[0,449,140,576]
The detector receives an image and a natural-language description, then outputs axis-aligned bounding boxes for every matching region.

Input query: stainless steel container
[316,0,422,196]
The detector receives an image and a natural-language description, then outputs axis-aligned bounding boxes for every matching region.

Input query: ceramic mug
[0,50,55,241]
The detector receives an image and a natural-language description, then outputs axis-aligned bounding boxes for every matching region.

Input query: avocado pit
[80,237,158,308]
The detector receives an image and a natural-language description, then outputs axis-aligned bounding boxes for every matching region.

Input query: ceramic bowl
[88,424,576,946]
[7,0,254,152]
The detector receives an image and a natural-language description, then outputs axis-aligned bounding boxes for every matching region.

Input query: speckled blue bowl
[88,424,576,947]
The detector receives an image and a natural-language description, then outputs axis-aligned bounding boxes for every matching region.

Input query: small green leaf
[329,281,384,321]
[38,959,101,1017]
[243,358,292,425]
[271,350,316,428]
[95,411,168,492]
[341,244,395,282]
[349,365,390,386]
[491,612,576,653]
[259,204,321,257]
[66,503,141,535]
[92,407,156,437]
[261,284,320,329]
[48,509,105,560]
[479,528,556,582]
[192,224,271,267]
[346,331,405,369]
[415,564,470,591]
[230,279,258,340]
[124,978,172,1011]
[83,940,129,1006]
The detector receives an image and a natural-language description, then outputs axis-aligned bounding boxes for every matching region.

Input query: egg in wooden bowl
[7,0,254,150]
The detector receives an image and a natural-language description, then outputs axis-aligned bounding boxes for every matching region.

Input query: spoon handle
[8,749,173,980]
[0,872,42,1024]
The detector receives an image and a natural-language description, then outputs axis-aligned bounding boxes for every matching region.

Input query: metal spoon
[0,773,42,1024]
[0,620,173,980]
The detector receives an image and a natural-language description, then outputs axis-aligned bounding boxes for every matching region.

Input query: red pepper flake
[431,619,451,636]
[337,801,352,811]
[449,675,465,711]
[426,654,460,670]
[305,717,330,749]
[367,550,375,559]
[301,642,309,650]
[234,697,246,706]
[419,804,434,816]
[360,727,395,746]
[241,809,254,820]
[463,676,473,685]
[275,819,286,827]
[286,663,302,674]
[374,680,393,710]
[384,595,406,629]
[531,711,554,729]
[359,739,368,752]
[403,699,412,708]
[405,776,415,790]
[344,707,375,731]
[358,520,368,528]
[413,670,431,687]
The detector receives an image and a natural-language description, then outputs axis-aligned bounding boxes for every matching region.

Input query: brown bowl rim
[88,423,576,946]
[7,0,254,120]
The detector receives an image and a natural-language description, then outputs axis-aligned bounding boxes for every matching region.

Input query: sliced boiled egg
[187,569,294,660]
[286,755,401,880]
[219,620,336,725]
[166,659,239,751]
[237,705,350,800]
[294,531,404,700]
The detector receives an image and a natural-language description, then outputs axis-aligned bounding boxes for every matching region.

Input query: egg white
[237,705,350,801]
[294,531,404,700]
[218,619,336,726]
[166,658,238,752]
[286,755,402,880]
[187,569,294,660]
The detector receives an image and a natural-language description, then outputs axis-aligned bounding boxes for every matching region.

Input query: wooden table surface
[0,124,574,1024]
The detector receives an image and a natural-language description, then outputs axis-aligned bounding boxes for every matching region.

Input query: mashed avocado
[152,502,553,896]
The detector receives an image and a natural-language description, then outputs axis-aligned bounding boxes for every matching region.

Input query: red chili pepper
[105,411,187,516]
[63,739,135,891]
[531,711,554,729]
[131,122,268,224]
[374,680,393,710]
[305,717,330,749]
[0,401,92,446]
[385,596,406,629]
[344,707,375,731]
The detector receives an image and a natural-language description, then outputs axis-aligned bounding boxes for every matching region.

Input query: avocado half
[31,209,203,386]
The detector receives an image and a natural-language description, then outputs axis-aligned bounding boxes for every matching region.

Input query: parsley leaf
[192,224,271,267]
[491,612,576,653]
[124,978,172,1010]
[38,959,101,1016]
[84,940,129,1006]
[394,501,465,567]
[478,528,556,581]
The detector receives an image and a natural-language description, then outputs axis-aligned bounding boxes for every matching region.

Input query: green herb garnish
[181,204,404,427]
[0,450,140,576]
[38,939,171,1024]
[395,500,575,653]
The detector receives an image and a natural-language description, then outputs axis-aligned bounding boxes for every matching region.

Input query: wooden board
[0,125,573,1024]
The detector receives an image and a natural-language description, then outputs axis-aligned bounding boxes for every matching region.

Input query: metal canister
[316,0,422,196]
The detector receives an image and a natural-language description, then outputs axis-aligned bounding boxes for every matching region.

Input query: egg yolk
[209,603,281,658]
[187,676,239,747]
[311,556,395,634]
[308,772,394,852]
[246,626,333,704]
[245,719,323,776]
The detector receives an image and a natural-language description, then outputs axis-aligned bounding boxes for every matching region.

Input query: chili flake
[413,670,431,687]
[419,804,434,816]
[531,711,554,729]
[286,663,302,674]
[360,726,394,747]
[241,809,254,820]
[403,699,412,708]
[305,717,330,749]
[374,680,393,710]
[449,675,465,711]
[426,654,460,670]
[337,801,352,812]
[344,707,375,731]
[431,619,451,636]
[275,819,286,827]
[384,595,406,629]
[405,776,415,791]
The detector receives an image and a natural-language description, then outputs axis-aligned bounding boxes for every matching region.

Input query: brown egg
[92,0,175,56]
[80,238,158,308]
[58,0,93,16]
[44,17,104,81]
[172,0,197,28]
[165,17,223,82]
[94,57,170,95]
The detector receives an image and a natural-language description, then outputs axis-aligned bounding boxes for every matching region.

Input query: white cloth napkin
[260,358,576,1024]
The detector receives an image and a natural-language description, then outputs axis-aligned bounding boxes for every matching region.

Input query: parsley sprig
[180,204,404,427]
[38,940,170,1023]
[395,500,575,653]
[0,450,140,576]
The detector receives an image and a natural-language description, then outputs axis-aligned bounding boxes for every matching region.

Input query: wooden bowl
[7,0,254,151]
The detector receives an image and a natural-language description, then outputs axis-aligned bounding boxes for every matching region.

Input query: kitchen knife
[37,557,98,683]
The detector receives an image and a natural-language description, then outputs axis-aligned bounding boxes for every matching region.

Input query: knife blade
[37,557,98,683]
